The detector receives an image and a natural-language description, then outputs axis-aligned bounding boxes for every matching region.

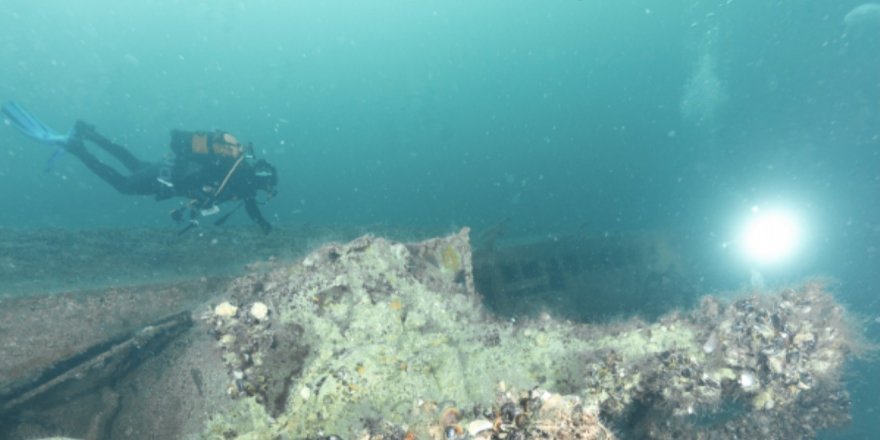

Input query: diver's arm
[245,198,272,235]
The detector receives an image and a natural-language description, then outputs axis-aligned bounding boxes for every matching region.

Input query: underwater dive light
[739,205,804,266]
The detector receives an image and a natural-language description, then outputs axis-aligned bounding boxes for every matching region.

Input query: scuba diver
[1,101,277,234]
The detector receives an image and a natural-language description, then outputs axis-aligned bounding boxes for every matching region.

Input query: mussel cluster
[202,300,276,403]
[433,388,614,440]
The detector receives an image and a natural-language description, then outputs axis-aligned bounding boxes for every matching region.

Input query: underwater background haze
[1,1,878,438]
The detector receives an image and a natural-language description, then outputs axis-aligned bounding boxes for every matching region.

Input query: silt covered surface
[0,228,869,439]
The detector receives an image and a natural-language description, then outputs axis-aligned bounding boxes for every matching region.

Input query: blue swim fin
[43,146,67,172]
[2,101,71,146]
[2,101,72,171]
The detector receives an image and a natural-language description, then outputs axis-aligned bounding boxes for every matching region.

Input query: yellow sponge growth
[441,245,461,272]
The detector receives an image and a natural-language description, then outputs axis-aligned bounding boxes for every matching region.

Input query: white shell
[739,372,758,391]
[702,331,718,354]
[250,302,269,320]
[467,419,494,436]
[214,301,238,317]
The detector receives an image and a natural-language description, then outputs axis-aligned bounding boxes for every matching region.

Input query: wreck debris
[0,227,867,439]
[1,311,192,416]
[473,231,694,321]
[200,229,864,439]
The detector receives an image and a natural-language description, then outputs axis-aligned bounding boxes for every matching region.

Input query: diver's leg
[74,121,148,173]
[125,163,166,195]
[66,138,154,195]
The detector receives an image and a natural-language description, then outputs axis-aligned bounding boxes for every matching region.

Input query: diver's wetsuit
[66,122,273,234]
[66,127,165,196]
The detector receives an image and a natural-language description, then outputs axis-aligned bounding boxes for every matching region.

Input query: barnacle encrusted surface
[200,229,860,439]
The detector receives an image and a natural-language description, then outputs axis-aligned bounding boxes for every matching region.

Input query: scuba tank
[170,129,253,163]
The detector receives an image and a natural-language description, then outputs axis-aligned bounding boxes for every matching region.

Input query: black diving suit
[65,122,276,234]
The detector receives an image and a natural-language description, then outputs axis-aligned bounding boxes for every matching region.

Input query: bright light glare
[741,208,802,265]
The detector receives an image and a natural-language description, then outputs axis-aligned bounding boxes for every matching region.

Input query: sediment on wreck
[200,228,864,440]
[0,227,866,440]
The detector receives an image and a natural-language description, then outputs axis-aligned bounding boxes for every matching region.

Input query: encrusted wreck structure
[0,228,865,439]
